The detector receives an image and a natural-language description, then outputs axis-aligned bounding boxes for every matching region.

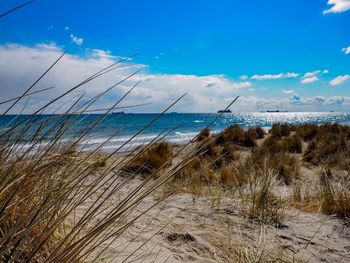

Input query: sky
[0,0,350,113]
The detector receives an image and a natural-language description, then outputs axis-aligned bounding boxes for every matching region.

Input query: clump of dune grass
[321,122,350,137]
[303,124,350,169]
[197,127,210,142]
[317,170,350,218]
[169,157,217,195]
[215,125,258,148]
[272,154,300,185]
[169,145,287,226]
[0,144,100,261]
[122,142,173,175]
[167,129,245,194]
[250,128,302,185]
[250,140,300,185]
[198,125,264,164]
[281,133,303,153]
[295,123,319,141]
[241,170,286,227]
[269,123,291,139]
[195,132,240,169]
[291,169,350,218]
[165,139,241,195]
[209,228,303,263]
[261,133,302,154]
[167,156,245,195]
[215,125,245,145]
[243,128,259,147]
[171,123,299,193]
[252,126,265,139]
[245,126,265,141]
[291,181,319,213]
[219,163,249,187]
[258,136,283,154]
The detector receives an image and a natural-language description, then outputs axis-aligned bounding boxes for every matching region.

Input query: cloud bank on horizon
[0,43,349,113]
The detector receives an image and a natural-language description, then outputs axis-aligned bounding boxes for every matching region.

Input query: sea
[1,112,350,152]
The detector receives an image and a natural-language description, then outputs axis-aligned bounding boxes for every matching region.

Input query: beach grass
[2,98,350,262]
[0,45,193,261]
[169,124,349,221]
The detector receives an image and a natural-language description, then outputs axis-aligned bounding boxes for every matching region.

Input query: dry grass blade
[0,0,37,18]
[0,86,55,106]
[78,102,152,114]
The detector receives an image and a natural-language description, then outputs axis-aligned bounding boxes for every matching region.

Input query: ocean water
[1,112,350,152]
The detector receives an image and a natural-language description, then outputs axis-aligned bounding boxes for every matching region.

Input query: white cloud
[70,34,84,45]
[301,76,319,84]
[91,49,117,60]
[234,95,350,112]
[2,43,350,113]
[302,70,321,78]
[251,72,299,80]
[301,70,328,84]
[283,89,295,94]
[342,45,350,54]
[240,75,248,80]
[0,43,148,112]
[65,26,69,30]
[290,96,350,107]
[249,70,327,83]
[36,42,58,50]
[154,52,164,59]
[330,75,350,86]
[0,43,253,113]
[323,0,350,14]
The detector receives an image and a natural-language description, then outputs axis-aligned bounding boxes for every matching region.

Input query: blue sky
[0,0,350,112]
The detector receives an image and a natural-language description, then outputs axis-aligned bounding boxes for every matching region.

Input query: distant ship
[266,110,288,113]
[217,109,232,113]
[112,111,125,115]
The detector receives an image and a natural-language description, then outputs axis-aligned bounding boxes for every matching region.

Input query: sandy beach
[72,124,350,262]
